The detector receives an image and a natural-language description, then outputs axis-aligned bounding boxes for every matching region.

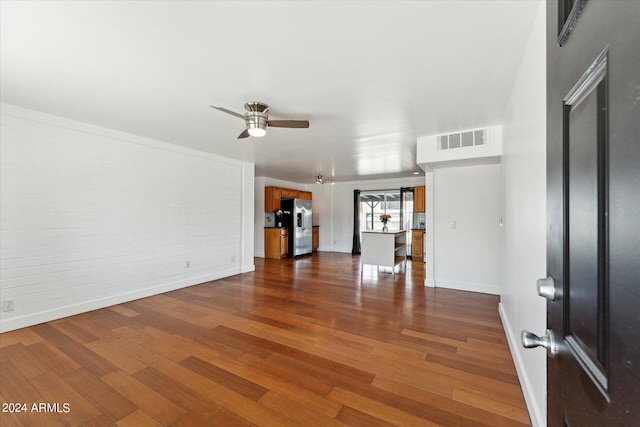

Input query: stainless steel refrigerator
[281,198,312,257]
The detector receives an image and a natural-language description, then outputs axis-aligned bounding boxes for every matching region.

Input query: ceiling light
[248,127,267,137]
[315,175,335,185]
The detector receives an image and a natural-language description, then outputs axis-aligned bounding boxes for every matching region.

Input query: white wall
[498,2,547,426]
[416,120,504,294]
[309,181,333,252]
[0,104,255,332]
[432,164,502,294]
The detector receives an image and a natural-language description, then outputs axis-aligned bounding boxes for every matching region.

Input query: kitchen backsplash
[413,212,426,229]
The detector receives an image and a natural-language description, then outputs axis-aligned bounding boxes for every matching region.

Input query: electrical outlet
[185,260,191,268]
[2,298,15,312]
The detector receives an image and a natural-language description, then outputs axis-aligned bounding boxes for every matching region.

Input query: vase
[382,223,388,232]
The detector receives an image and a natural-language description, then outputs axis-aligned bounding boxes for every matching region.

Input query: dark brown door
[546,0,640,426]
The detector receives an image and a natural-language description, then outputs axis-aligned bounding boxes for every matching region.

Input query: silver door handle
[521,329,559,358]
[537,277,557,300]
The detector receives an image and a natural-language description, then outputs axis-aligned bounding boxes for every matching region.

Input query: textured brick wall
[0,105,252,331]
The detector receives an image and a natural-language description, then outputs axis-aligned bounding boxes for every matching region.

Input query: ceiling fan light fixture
[248,126,267,137]
[246,112,268,137]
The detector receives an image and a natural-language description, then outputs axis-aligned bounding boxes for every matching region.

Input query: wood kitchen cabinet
[264,186,312,212]
[281,188,298,199]
[312,226,319,252]
[265,186,282,212]
[265,228,288,259]
[411,229,424,261]
[414,185,425,212]
[280,229,288,257]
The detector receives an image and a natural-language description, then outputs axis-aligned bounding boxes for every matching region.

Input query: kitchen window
[359,191,401,231]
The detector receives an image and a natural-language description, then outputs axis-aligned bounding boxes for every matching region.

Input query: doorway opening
[358,188,415,255]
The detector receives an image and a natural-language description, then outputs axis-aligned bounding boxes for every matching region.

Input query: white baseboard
[0,268,243,333]
[424,278,435,287]
[330,247,353,254]
[433,279,500,295]
[499,302,546,427]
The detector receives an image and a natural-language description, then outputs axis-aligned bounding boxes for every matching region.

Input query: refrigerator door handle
[299,209,307,230]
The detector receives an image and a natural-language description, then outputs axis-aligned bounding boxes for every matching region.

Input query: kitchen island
[361,230,407,274]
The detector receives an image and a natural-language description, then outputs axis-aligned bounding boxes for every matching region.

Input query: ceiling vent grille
[438,129,487,150]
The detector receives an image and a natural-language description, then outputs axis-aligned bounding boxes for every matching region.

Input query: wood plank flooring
[0,253,530,426]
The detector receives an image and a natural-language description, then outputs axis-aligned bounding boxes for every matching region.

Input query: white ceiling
[0,1,541,184]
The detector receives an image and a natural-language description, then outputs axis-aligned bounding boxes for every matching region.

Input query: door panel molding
[562,46,610,402]
[557,0,587,46]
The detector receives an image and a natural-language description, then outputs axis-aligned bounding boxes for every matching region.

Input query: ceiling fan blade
[210,106,245,120]
[267,120,310,129]
[237,129,250,139]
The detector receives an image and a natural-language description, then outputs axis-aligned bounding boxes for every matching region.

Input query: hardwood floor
[0,253,530,426]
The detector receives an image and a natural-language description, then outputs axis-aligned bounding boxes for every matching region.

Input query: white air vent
[438,129,487,150]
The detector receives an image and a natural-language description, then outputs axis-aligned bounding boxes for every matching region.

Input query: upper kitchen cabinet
[281,188,299,199]
[414,185,425,212]
[264,186,312,212]
[265,186,283,212]
[298,191,312,200]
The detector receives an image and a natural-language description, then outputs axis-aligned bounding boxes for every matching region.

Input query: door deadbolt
[537,277,557,301]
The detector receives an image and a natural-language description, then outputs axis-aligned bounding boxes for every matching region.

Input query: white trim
[331,247,353,254]
[433,279,500,295]
[240,162,256,273]
[0,269,244,333]
[424,278,435,287]
[500,302,546,427]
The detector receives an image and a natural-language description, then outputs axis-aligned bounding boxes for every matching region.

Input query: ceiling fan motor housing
[246,111,268,136]
[244,101,269,113]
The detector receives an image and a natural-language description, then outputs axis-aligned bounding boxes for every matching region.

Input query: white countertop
[361,230,404,235]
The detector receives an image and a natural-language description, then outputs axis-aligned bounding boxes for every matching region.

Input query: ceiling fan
[314,175,334,185]
[211,101,309,139]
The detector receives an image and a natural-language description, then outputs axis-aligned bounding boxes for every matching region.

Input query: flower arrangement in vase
[380,214,391,232]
